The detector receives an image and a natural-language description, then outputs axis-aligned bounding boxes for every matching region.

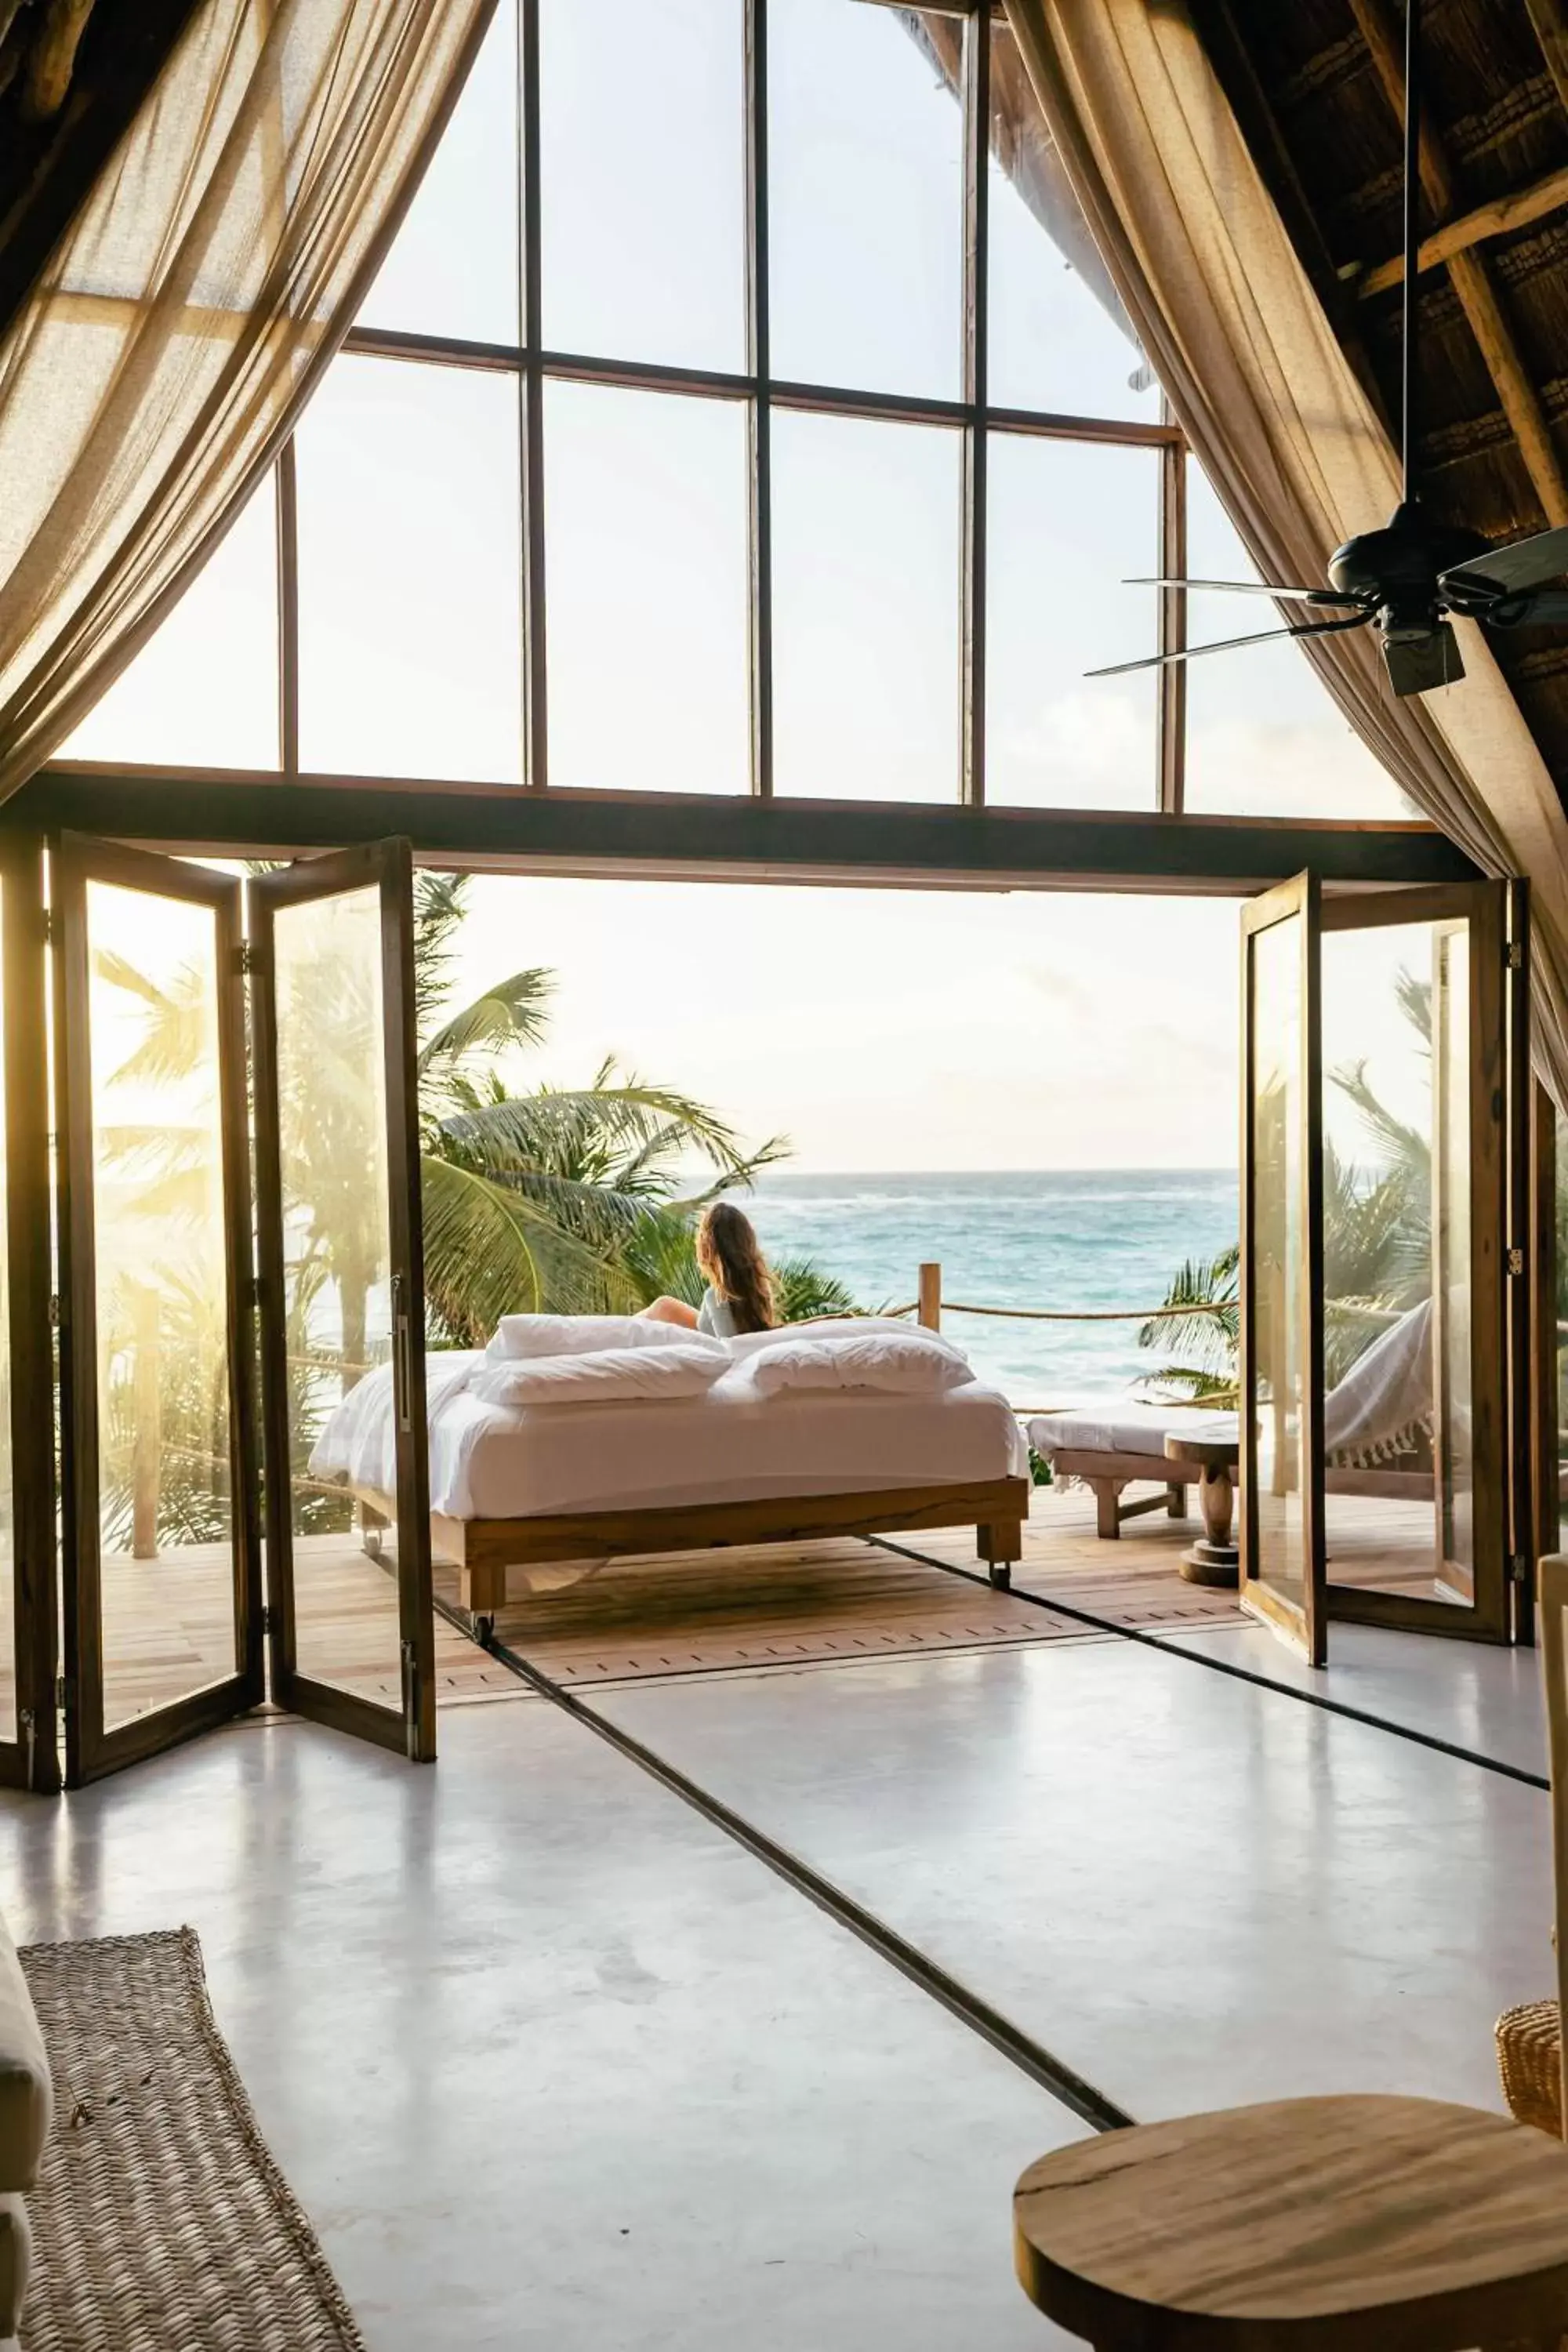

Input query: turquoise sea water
[749,1170,1238,1409]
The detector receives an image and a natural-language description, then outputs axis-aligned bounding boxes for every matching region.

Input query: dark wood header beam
[13,763,1481,895]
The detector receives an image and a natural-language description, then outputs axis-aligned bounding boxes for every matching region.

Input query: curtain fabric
[1004,0,1568,1102]
[0,0,495,803]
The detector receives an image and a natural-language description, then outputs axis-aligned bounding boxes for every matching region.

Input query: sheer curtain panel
[0,0,496,801]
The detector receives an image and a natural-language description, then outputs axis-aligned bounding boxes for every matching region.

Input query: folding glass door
[252,844,435,1762]
[1240,873,1524,1661]
[54,837,263,1783]
[48,833,433,1785]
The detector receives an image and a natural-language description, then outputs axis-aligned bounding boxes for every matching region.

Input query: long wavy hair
[696,1201,777,1334]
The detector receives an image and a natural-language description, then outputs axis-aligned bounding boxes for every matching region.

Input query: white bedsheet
[1027,1402,1237,1460]
[312,1349,1029,1520]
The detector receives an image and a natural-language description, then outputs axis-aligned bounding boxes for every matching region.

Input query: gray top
[696,1287,740,1339]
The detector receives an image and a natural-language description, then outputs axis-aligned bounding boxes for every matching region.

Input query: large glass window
[60,4,1431,829]
[296,356,524,785]
[545,381,750,793]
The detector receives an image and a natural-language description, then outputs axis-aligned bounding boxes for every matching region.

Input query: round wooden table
[1014,2094,1568,2351]
[1163,1428,1240,1587]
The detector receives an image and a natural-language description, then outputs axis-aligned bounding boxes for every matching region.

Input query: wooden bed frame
[356,1475,1032,1629]
[1053,1447,1434,1540]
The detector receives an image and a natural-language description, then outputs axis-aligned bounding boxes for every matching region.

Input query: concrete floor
[0,1610,1552,2350]
[0,1699,1084,2352]
[595,1632,1554,2122]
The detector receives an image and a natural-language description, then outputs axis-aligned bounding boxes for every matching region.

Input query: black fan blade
[1440,524,1568,601]
[1381,624,1464,697]
[1126,576,1368,608]
[1086,610,1371,680]
[1480,588,1568,627]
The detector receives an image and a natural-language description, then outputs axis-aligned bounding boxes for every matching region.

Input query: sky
[57,0,1426,1173]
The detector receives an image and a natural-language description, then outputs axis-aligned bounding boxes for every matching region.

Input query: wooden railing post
[918,1261,942,1332]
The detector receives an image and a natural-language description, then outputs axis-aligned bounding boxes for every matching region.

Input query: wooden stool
[1014,2095,1568,2350]
[1164,1429,1240,1588]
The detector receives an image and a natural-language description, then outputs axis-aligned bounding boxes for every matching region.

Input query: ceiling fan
[1088,0,1568,700]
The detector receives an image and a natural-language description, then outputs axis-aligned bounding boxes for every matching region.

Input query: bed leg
[460,1559,508,1619]
[361,1501,388,1560]
[1094,1479,1120,1540]
[978,1520,1022,1591]
[1166,1483,1187,1520]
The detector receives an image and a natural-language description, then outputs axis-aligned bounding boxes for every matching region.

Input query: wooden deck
[0,1478,1477,1735]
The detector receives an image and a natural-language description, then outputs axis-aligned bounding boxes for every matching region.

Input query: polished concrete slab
[1,1701,1084,2352]
[1166,1617,1547,1777]
[593,1635,1553,2125]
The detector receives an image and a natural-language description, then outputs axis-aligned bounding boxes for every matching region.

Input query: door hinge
[237,938,258,977]
[242,1272,262,1312]
[42,906,53,945]
[1508,1247,1525,1276]
[1509,1553,1530,1586]
[261,1603,277,1637]
[48,1293,61,1328]
[1508,940,1525,969]
[54,1674,69,1712]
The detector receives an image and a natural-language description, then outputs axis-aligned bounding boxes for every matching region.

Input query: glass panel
[1434,923,1475,1602]
[771,409,960,800]
[988,435,1158,808]
[358,2,520,343]
[86,881,236,1733]
[544,381,750,793]
[60,473,280,770]
[1182,463,1417,820]
[541,0,744,371]
[0,885,12,1747]
[1250,913,1305,1608]
[273,885,401,1701]
[296,357,524,784]
[986,24,1160,423]
[769,0,964,397]
[1319,920,1457,1605]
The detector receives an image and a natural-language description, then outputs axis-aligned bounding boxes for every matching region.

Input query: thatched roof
[1199,0,1568,797]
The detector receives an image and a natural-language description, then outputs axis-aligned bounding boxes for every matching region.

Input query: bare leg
[637,1296,699,1328]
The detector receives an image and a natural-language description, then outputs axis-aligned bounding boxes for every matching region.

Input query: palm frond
[418,968,554,1080]
[419,1155,637,1344]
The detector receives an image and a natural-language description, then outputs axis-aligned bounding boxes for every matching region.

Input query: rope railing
[890,1298,1226,1325]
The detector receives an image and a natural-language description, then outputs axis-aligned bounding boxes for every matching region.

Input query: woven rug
[18,1927,365,2351]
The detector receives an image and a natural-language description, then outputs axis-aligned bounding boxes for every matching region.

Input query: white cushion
[471,1341,729,1408]
[745,1332,974,1398]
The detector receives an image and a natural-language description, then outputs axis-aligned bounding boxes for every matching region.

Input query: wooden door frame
[0,837,58,1791]
[53,833,263,1786]
[1240,869,1326,1665]
[1318,880,1512,1643]
[251,839,435,1762]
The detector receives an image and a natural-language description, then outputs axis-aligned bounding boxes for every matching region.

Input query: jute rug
[18,1927,365,2351]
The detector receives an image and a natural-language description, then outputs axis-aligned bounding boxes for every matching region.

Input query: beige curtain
[0,0,496,803]
[1004,0,1568,1103]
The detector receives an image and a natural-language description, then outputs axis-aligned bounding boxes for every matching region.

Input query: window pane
[987,434,1158,808]
[61,476,279,769]
[770,1,964,397]
[86,880,238,1733]
[772,410,960,800]
[1182,463,1416,819]
[0,887,11,1745]
[541,0,745,371]
[986,24,1159,423]
[296,357,524,784]
[273,884,404,1700]
[545,381,750,793]
[358,2,520,343]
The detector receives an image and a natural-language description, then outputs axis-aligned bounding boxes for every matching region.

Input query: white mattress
[1027,1401,1238,1460]
[314,1350,1029,1521]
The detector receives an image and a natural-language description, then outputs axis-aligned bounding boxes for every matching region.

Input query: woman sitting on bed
[640,1201,778,1338]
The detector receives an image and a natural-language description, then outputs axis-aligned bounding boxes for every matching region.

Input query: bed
[310,1322,1033,1624]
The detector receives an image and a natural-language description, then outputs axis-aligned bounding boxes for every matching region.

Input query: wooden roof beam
[1358,159,1568,296]
[1349,0,1568,526]
[1523,0,1568,119]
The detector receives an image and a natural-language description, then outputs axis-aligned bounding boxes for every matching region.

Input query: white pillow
[725,1314,970,1367]
[746,1331,974,1398]
[487,1313,706,1361]
[472,1341,729,1408]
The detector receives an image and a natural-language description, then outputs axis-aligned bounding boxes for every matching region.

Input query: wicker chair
[1496,1554,1568,2138]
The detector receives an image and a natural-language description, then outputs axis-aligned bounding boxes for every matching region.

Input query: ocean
[748,1169,1238,1409]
